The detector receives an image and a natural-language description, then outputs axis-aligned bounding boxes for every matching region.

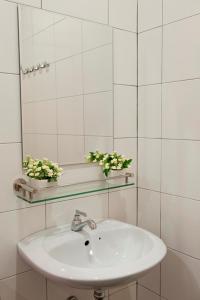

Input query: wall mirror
[18,5,113,166]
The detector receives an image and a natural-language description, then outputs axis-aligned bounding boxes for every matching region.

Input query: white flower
[105,163,110,170]
[36,167,41,171]
[35,172,39,176]
[99,160,103,166]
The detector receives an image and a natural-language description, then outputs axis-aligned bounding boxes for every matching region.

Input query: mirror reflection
[19,5,113,165]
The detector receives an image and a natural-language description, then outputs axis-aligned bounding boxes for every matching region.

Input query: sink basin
[18,219,166,288]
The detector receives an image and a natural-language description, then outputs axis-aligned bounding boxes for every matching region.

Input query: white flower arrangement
[86,151,132,177]
[23,156,63,182]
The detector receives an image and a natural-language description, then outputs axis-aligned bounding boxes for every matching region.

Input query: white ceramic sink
[18,219,166,288]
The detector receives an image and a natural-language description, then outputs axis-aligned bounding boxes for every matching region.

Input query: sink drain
[67,297,78,300]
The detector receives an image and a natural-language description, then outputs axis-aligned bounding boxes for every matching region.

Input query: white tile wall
[138,138,161,191]
[0,271,46,300]
[114,29,137,85]
[58,135,85,164]
[161,193,200,259]
[162,80,200,140]
[56,55,83,98]
[84,91,113,136]
[0,206,45,279]
[54,17,82,61]
[163,15,200,82]
[138,2,200,300]
[109,284,136,300]
[114,85,137,138]
[83,45,112,94]
[0,74,21,143]
[109,0,137,32]
[139,265,161,295]
[42,0,108,24]
[138,0,162,32]
[138,188,160,236]
[161,139,200,200]
[138,285,160,300]
[163,0,200,24]
[0,1,19,74]
[109,188,137,225]
[83,21,112,51]
[0,0,138,299]
[138,27,162,85]
[161,249,200,300]
[57,96,84,135]
[138,84,161,138]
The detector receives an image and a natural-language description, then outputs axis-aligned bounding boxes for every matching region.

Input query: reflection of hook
[22,62,50,75]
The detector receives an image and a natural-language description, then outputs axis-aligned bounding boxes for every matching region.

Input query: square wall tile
[42,0,108,24]
[163,0,200,24]
[84,91,113,137]
[54,16,82,61]
[138,84,161,138]
[163,15,200,82]
[0,1,19,74]
[22,100,57,134]
[58,135,84,165]
[0,271,46,300]
[109,284,136,300]
[0,74,21,143]
[139,265,161,295]
[46,193,108,228]
[138,0,162,32]
[0,206,45,279]
[56,55,82,98]
[83,21,112,52]
[23,133,58,162]
[57,96,84,135]
[161,193,200,259]
[83,45,112,94]
[138,285,160,300]
[161,249,200,300]
[109,0,137,32]
[138,188,160,236]
[114,138,137,178]
[161,139,200,200]
[114,85,137,138]
[138,138,161,191]
[109,188,137,225]
[138,28,162,85]
[85,136,113,154]
[0,143,26,213]
[162,80,200,140]
[114,29,137,85]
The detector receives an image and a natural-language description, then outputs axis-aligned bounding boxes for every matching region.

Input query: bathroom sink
[18,219,166,288]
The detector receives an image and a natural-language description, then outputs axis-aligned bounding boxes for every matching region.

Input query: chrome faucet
[71,210,97,232]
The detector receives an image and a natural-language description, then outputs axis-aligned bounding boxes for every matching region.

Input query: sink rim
[18,219,167,288]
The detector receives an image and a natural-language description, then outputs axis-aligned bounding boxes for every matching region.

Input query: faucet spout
[71,210,97,232]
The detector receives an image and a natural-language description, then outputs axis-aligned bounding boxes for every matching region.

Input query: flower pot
[108,169,126,178]
[27,178,58,190]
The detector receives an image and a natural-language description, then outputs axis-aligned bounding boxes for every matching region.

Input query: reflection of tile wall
[0,0,137,300]
[21,11,114,164]
[138,1,200,299]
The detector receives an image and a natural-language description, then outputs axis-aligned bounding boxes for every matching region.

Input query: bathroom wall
[138,0,200,300]
[0,0,137,299]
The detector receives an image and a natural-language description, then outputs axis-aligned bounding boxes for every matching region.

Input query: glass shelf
[14,174,134,204]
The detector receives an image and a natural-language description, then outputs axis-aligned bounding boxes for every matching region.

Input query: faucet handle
[75,210,87,217]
